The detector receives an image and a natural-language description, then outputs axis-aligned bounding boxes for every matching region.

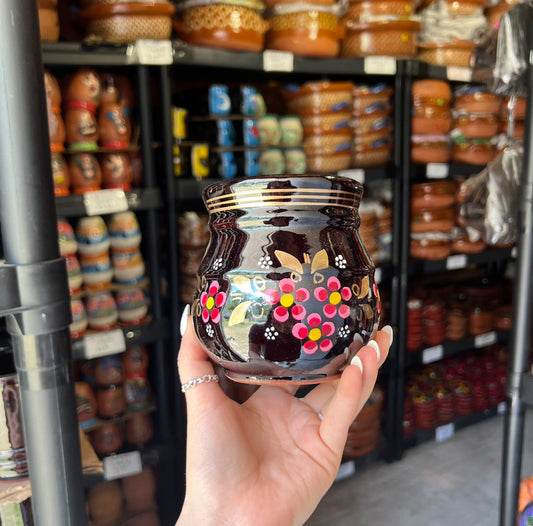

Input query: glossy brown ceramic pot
[192,174,381,384]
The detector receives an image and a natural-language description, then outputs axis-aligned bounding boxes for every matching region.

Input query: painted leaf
[233,276,254,295]
[275,250,303,273]
[228,300,253,326]
[358,276,370,299]
[311,249,329,273]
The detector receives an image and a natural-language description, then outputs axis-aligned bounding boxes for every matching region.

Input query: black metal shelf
[410,162,489,181]
[55,187,163,217]
[403,405,502,450]
[41,41,133,66]
[405,330,510,369]
[408,247,515,275]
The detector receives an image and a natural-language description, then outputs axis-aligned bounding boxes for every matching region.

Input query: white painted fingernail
[352,333,364,344]
[351,355,363,374]
[180,304,190,337]
[382,325,393,346]
[367,339,381,363]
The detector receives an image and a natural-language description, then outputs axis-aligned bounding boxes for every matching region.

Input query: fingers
[177,305,220,402]
[313,326,393,454]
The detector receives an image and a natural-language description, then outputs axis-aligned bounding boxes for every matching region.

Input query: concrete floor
[307,410,533,526]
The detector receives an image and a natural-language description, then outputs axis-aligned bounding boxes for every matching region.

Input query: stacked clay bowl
[174,0,268,52]
[340,0,419,57]
[284,81,354,172]
[411,79,452,164]
[352,83,394,167]
[38,0,60,41]
[265,0,345,57]
[343,385,384,458]
[80,0,175,43]
[410,179,457,260]
[451,85,501,165]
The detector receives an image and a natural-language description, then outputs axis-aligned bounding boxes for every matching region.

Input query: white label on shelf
[338,169,365,183]
[83,189,128,216]
[263,50,294,72]
[446,254,468,270]
[84,329,127,360]
[512,246,518,258]
[335,460,356,482]
[422,345,444,364]
[474,331,497,348]
[426,163,449,179]
[375,267,382,284]
[498,401,507,415]
[435,422,455,443]
[104,451,142,481]
[127,39,173,65]
[364,56,396,75]
[446,66,472,82]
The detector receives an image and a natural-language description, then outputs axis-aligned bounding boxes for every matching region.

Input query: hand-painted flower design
[264,278,311,324]
[292,314,336,354]
[200,280,226,324]
[314,277,352,320]
[213,257,223,270]
[335,255,347,269]
[265,326,279,341]
[258,255,273,269]
[338,325,350,338]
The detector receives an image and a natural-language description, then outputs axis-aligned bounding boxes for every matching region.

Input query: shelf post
[499,50,533,526]
[0,1,86,524]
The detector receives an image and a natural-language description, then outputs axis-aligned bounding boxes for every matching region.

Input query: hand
[176,310,392,526]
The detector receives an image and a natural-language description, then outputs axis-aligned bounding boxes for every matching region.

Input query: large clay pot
[99,102,132,149]
[192,174,381,384]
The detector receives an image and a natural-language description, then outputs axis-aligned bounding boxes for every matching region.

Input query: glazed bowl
[192,175,381,384]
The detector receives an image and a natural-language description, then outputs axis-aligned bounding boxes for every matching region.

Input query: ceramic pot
[192,175,381,384]
[98,102,132,149]
[69,153,102,194]
[74,382,97,428]
[101,152,133,190]
[51,153,70,197]
[65,105,99,150]
[65,68,101,107]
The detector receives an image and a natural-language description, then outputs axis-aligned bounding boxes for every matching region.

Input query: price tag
[374,267,382,284]
[263,50,294,72]
[127,39,173,65]
[84,329,126,360]
[364,56,396,75]
[83,189,128,216]
[446,66,472,82]
[446,254,467,270]
[338,169,365,183]
[435,422,455,443]
[498,401,507,415]
[426,163,449,179]
[422,345,444,364]
[335,460,356,482]
[104,451,142,481]
[474,331,497,348]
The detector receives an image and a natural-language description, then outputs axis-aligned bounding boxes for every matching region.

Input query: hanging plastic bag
[458,147,522,246]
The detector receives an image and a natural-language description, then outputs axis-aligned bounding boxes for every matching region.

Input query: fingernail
[352,333,364,344]
[382,325,393,346]
[367,339,381,363]
[180,304,190,337]
[351,355,363,374]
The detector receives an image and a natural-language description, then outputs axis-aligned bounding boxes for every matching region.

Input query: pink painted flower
[314,276,352,319]
[200,280,226,324]
[291,314,335,354]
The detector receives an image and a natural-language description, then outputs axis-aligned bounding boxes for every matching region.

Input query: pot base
[225,371,340,385]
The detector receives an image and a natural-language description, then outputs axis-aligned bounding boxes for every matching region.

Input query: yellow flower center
[206,297,215,310]
[280,294,294,308]
[309,328,321,341]
[329,292,341,305]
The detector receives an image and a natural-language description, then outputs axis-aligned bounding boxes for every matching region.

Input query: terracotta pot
[81,2,175,43]
[101,152,133,190]
[69,153,102,193]
[64,68,101,107]
[284,81,354,114]
[51,153,70,197]
[341,19,420,57]
[344,0,414,19]
[174,4,267,52]
[411,180,457,209]
[65,105,99,149]
[418,40,475,68]
[192,175,381,384]
[266,11,344,57]
[99,103,132,149]
[91,422,124,455]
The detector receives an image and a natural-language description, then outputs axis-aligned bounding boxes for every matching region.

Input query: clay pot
[122,468,157,512]
[108,211,142,250]
[64,68,101,108]
[122,345,149,375]
[65,254,84,295]
[86,291,119,331]
[96,383,126,419]
[116,287,148,325]
[51,153,70,197]
[74,381,97,426]
[80,252,114,290]
[95,355,124,386]
[65,106,99,149]
[99,102,132,149]
[76,215,110,256]
[92,422,124,455]
[45,71,66,149]
[125,412,154,446]
[70,298,88,339]
[87,480,123,525]
[101,152,133,190]
[69,153,102,194]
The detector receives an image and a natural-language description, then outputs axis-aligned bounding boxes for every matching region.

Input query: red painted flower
[200,280,226,324]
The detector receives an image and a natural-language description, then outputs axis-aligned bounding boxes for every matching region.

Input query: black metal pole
[0,1,86,525]
[499,53,533,526]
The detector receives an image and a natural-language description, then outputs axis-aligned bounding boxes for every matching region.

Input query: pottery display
[111,247,145,284]
[115,287,149,325]
[86,291,119,330]
[192,175,380,384]
[51,153,70,197]
[69,153,102,194]
[70,298,88,339]
[101,152,133,190]
[108,211,142,250]
[80,251,114,289]
[76,216,110,256]
[98,102,132,148]
[74,381,97,428]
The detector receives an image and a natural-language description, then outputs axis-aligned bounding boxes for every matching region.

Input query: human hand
[176,307,392,526]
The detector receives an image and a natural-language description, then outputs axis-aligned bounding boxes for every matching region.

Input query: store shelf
[55,187,163,217]
[403,404,504,450]
[408,246,515,275]
[410,162,489,181]
[405,59,476,83]
[520,373,533,406]
[71,318,169,361]
[405,330,510,368]
[41,42,133,66]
